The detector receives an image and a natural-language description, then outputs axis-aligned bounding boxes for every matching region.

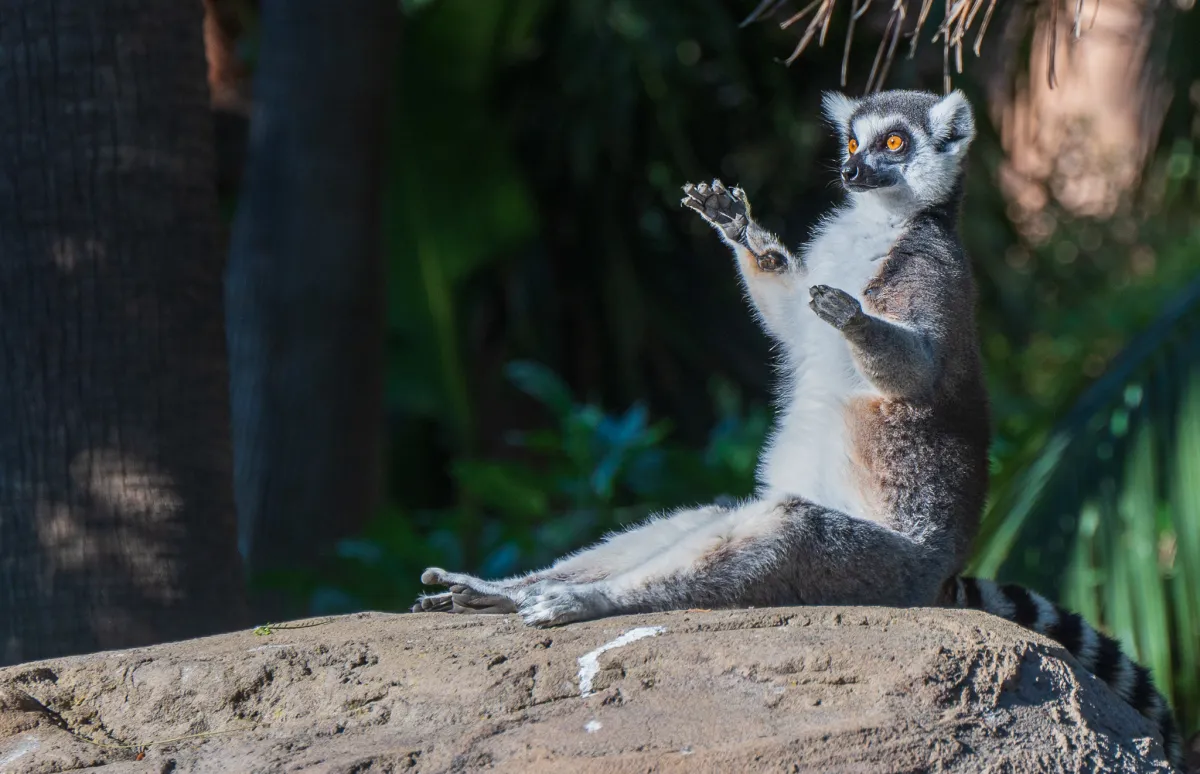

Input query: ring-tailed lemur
[412,89,1182,768]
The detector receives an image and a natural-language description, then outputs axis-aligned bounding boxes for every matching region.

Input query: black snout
[839,156,895,192]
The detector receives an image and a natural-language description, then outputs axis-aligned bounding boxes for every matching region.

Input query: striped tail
[950,575,1183,770]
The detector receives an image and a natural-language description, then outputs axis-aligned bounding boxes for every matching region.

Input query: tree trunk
[226,0,394,617]
[0,0,249,664]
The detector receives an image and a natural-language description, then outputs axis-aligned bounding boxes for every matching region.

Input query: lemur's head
[821,89,975,208]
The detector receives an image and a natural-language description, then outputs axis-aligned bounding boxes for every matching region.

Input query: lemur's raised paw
[682,180,788,272]
[516,583,607,628]
[682,179,749,242]
[809,284,865,331]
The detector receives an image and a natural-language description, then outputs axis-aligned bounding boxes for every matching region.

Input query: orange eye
[847,138,858,154]
[885,134,904,151]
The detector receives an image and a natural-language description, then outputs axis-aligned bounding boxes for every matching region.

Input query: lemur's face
[821,89,976,207]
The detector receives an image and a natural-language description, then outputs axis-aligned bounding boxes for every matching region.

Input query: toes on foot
[413,591,456,614]
[515,586,593,628]
[421,567,447,585]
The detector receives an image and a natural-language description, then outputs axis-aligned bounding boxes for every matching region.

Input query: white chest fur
[759,195,908,522]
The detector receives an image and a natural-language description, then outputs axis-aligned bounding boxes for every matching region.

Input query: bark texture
[225,0,394,616]
[0,0,248,664]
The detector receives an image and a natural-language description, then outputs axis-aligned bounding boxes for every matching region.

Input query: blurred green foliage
[311,361,766,615]
[973,273,1200,733]
[233,0,1200,739]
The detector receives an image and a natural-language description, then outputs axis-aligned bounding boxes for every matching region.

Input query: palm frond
[741,0,1186,95]
[742,0,1004,91]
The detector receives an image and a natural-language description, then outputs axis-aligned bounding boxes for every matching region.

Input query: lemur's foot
[411,591,453,613]
[516,583,610,628]
[410,586,518,615]
[682,179,749,241]
[413,567,519,615]
[809,284,865,331]
[682,179,787,272]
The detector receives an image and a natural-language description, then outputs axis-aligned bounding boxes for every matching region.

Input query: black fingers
[808,285,865,330]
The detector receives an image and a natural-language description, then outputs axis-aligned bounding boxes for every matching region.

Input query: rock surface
[0,607,1173,773]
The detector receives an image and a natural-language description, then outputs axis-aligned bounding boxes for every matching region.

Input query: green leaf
[452,459,551,520]
[505,360,575,417]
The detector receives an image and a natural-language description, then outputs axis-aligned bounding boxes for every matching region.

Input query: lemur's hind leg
[533,504,730,582]
[682,180,800,343]
[413,504,730,614]
[517,497,945,627]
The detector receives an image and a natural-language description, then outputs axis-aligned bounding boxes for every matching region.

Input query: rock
[0,607,1173,773]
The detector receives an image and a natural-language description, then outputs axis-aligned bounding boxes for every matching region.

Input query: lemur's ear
[821,92,858,132]
[928,90,975,157]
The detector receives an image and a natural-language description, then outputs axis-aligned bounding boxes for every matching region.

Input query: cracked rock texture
[0,607,1175,773]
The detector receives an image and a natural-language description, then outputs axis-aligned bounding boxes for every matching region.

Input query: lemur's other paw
[516,584,606,628]
[415,567,519,615]
[681,179,749,242]
[809,285,865,331]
